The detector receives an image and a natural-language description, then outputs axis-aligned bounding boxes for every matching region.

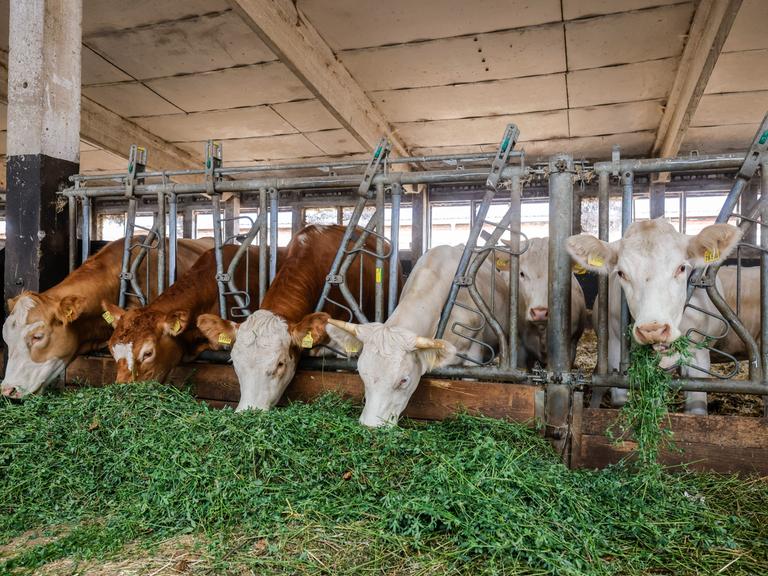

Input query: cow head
[102,301,190,383]
[197,310,330,411]
[496,237,551,323]
[1,292,85,398]
[326,319,456,427]
[567,218,741,346]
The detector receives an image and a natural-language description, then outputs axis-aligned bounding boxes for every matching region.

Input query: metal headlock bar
[314,137,392,323]
[117,144,160,308]
[434,124,520,360]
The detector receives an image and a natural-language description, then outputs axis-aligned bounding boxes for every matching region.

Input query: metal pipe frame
[269,188,279,283]
[505,174,522,370]
[375,181,385,322]
[258,188,268,305]
[168,193,178,284]
[68,195,77,272]
[620,170,633,376]
[545,153,574,453]
[81,196,91,265]
[596,170,610,378]
[762,161,768,415]
[156,190,166,295]
[388,184,401,316]
[591,374,768,395]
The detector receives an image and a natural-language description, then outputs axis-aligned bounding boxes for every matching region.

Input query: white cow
[326,244,509,427]
[715,265,760,356]
[567,218,742,414]
[495,237,587,368]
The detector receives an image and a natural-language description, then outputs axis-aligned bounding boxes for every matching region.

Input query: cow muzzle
[634,322,672,345]
[529,307,548,322]
[1,385,23,399]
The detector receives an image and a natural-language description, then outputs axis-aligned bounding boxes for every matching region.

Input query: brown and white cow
[197,224,400,412]
[568,218,741,414]
[496,237,587,368]
[1,237,214,398]
[102,245,285,383]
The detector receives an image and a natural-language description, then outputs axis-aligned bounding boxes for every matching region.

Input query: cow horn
[327,318,359,336]
[414,336,445,349]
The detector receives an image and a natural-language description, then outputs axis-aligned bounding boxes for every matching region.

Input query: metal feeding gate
[60,114,768,472]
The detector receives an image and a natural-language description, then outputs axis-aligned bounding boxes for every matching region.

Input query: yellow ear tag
[704,248,720,264]
[301,331,314,349]
[375,267,382,283]
[171,319,182,334]
[217,333,232,346]
[344,342,360,355]
[102,311,114,326]
[573,263,587,275]
[587,254,605,268]
[495,257,509,271]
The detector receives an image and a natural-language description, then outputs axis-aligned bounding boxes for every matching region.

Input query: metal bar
[375,181,385,322]
[591,374,768,395]
[259,189,268,305]
[81,196,91,265]
[506,173,522,370]
[224,217,258,316]
[269,188,279,284]
[156,191,166,294]
[597,170,610,377]
[118,197,137,308]
[168,193,178,284]
[435,124,519,338]
[545,153,574,455]
[620,170,633,376]
[593,153,746,174]
[761,160,768,416]
[650,180,665,218]
[68,195,77,272]
[388,184,401,317]
[680,189,687,233]
[211,194,227,318]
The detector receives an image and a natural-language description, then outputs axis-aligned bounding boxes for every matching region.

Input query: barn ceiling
[0,0,766,177]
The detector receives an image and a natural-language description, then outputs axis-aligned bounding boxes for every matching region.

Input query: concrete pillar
[5,0,81,300]
[650,180,666,219]
[224,194,241,240]
[182,205,195,238]
[410,184,428,261]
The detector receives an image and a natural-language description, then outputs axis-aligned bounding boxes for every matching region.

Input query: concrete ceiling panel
[370,74,567,123]
[146,62,313,112]
[83,83,181,117]
[562,0,689,20]
[304,129,367,155]
[270,100,343,132]
[567,58,678,108]
[177,134,323,162]
[82,46,132,86]
[133,107,297,142]
[83,0,231,35]
[298,0,561,51]
[692,92,768,127]
[340,23,565,91]
[706,50,768,94]
[80,149,128,172]
[723,0,768,53]
[569,100,663,137]
[522,131,656,162]
[681,123,761,154]
[394,111,569,148]
[409,145,487,157]
[566,3,693,70]
[80,141,99,152]
[85,11,275,80]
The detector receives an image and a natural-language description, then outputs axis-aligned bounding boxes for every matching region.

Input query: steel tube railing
[596,170,610,378]
[68,195,77,272]
[762,161,768,415]
[269,188,279,283]
[156,191,166,295]
[388,184,401,316]
[375,181,385,322]
[506,173,522,370]
[81,196,91,265]
[591,374,768,395]
[168,193,177,284]
[620,170,633,376]
[258,188,269,305]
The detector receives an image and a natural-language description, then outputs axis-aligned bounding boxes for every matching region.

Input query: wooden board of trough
[64,356,537,424]
[574,408,768,475]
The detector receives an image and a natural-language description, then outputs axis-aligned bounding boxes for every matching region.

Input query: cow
[323,244,508,427]
[714,265,760,356]
[1,237,214,398]
[196,224,400,412]
[495,237,587,368]
[102,245,285,383]
[567,218,741,414]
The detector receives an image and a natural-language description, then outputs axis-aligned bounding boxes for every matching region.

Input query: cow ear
[162,310,190,337]
[566,234,616,275]
[56,295,86,325]
[687,224,742,267]
[197,314,238,350]
[101,301,125,329]
[414,338,457,370]
[7,293,24,314]
[289,312,330,349]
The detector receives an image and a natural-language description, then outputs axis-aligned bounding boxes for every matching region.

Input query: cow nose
[530,307,548,322]
[634,322,671,344]
[1,385,18,398]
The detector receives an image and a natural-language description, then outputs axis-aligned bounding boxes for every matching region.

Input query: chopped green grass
[1,384,766,575]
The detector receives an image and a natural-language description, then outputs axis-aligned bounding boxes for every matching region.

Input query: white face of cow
[1,294,80,398]
[197,310,330,412]
[327,321,455,427]
[567,219,741,346]
[517,238,550,322]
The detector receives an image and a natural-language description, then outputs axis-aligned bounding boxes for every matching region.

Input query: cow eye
[676,264,686,276]
[616,270,626,280]
[31,333,44,343]
[140,350,154,362]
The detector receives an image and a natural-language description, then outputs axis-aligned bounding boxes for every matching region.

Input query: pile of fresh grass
[1,384,767,575]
